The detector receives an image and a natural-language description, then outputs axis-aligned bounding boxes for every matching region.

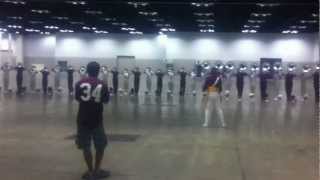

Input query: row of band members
[1,62,319,102]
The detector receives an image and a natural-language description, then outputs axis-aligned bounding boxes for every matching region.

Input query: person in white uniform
[202,67,225,128]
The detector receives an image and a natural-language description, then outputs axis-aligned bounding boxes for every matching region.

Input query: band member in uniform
[15,63,25,95]
[190,71,197,96]
[67,65,75,95]
[75,61,110,180]
[155,69,164,96]
[314,64,320,103]
[100,66,109,86]
[79,66,87,80]
[285,64,296,102]
[236,64,247,101]
[122,68,130,95]
[167,69,175,95]
[223,62,235,99]
[300,65,312,100]
[29,65,37,92]
[249,63,259,98]
[273,63,283,101]
[202,67,225,128]
[52,65,62,92]
[178,67,187,96]
[41,67,50,94]
[144,67,153,95]
[111,68,119,95]
[260,63,271,102]
[132,67,141,96]
[1,62,11,93]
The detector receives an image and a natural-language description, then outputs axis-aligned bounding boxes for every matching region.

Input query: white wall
[21,32,318,65]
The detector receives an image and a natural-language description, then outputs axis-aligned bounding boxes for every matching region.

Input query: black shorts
[76,125,108,151]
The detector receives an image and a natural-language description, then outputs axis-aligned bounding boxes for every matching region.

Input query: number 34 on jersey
[78,83,107,103]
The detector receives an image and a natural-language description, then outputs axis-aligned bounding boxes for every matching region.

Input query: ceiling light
[138,11,158,16]
[160,28,175,32]
[84,10,103,15]
[256,3,280,7]
[44,25,59,29]
[102,18,117,22]
[198,24,215,28]
[242,29,257,33]
[15,31,20,34]
[300,20,317,24]
[52,16,69,20]
[291,30,299,34]
[8,16,23,20]
[156,23,171,27]
[191,2,214,7]
[289,25,307,29]
[194,12,214,17]
[248,20,265,24]
[121,27,136,31]
[243,25,260,28]
[31,9,50,14]
[251,13,272,17]
[0,28,8,32]
[82,26,96,30]
[200,29,215,33]
[3,0,26,5]
[94,30,108,34]
[129,31,143,35]
[282,30,299,34]
[29,21,43,24]
[8,25,22,29]
[148,18,164,22]
[60,29,74,33]
[25,28,40,32]
[65,1,86,5]
[40,32,51,35]
[196,19,214,23]
[112,22,128,26]
[70,21,84,25]
[128,1,149,8]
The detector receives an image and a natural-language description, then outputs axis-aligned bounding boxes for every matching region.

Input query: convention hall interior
[0,0,319,180]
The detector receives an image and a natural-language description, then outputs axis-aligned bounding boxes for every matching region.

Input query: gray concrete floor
[0,93,318,180]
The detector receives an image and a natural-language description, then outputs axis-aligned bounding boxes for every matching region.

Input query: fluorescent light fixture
[194,12,214,17]
[256,3,280,7]
[84,10,103,15]
[8,25,22,29]
[282,30,299,34]
[94,30,108,34]
[8,16,23,20]
[65,1,86,5]
[60,29,74,33]
[128,1,149,8]
[160,28,175,32]
[138,11,158,16]
[111,22,128,26]
[3,0,26,5]
[70,21,84,25]
[52,16,69,20]
[251,13,272,17]
[31,9,50,14]
[0,28,8,32]
[148,18,164,22]
[129,31,143,35]
[40,32,51,35]
[198,24,215,28]
[248,20,265,24]
[244,25,260,28]
[200,29,215,33]
[156,23,171,27]
[25,28,40,32]
[242,29,257,33]
[191,2,214,7]
[196,19,215,23]
[102,18,117,22]
[121,27,136,31]
[44,25,59,29]
[29,21,43,24]
[300,20,317,24]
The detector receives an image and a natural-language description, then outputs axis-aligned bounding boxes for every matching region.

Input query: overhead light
[29,21,43,24]
[251,13,272,17]
[242,29,257,33]
[200,29,215,33]
[129,31,143,35]
[256,3,280,7]
[156,23,171,27]
[102,18,117,22]
[8,25,22,29]
[198,24,215,28]
[248,19,265,24]
[282,30,299,34]
[65,1,86,5]
[44,25,59,29]
[138,11,158,16]
[196,19,214,23]
[300,20,317,24]
[243,24,260,28]
[7,16,23,20]
[128,1,149,8]
[289,25,307,29]
[148,18,164,22]
[291,30,299,34]
[60,29,74,33]
[15,31,20,34]
[94,30,108,34]
[191,2,214,7]
[52,16,69,20]
[111,22,128,26]
[31,9,50,14]
[25,28,40,32]
[0,28,8,32]
[194,12,214,17]
[84,10,103,15]
[3,0,26,5]
[160,28,175,32]
[121,27,136,31]
[40,32,51,35]
[82,26,96,30]
[69,21,84,25]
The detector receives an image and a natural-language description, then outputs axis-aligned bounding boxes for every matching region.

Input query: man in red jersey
[75,61,110,180]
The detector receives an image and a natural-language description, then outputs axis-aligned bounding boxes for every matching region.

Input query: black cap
[87,61,100,77]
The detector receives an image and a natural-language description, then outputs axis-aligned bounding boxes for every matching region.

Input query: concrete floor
[0,93,318,180]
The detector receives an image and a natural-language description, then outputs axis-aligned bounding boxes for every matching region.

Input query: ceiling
[0,0,318,35]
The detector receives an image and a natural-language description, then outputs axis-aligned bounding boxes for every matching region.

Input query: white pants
[204,92,225,127]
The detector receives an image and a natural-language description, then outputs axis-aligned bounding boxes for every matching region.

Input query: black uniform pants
[113,79,118,94]
[260,79,268,100]
[134,79,140,95]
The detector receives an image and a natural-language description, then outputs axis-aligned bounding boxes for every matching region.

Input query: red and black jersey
[75,77,109,129]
